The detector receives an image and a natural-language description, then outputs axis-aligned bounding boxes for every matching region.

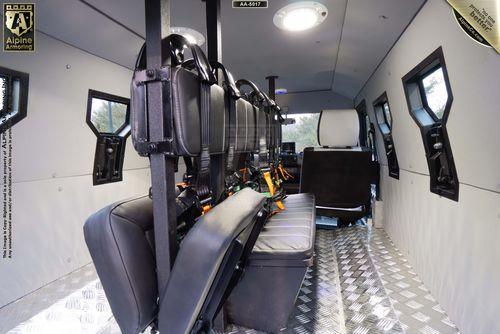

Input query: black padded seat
[251,193,315,264]
[300,109,374,222]
[226,193,315,333]
[84,188,267,334]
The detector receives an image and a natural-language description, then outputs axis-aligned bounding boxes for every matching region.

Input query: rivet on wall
[65,64,71,70]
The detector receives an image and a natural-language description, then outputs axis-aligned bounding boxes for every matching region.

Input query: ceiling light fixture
[275,88,288,95]
[170,27,205,45]
[273,1,328,32]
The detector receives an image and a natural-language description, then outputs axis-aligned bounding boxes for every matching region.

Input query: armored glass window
[281,113,319,152]
[421,67,448,119]
[0,67,29,134]
[402,46,458,201]
[383,102,392,128]
[87,90,130,136]
[373,92,399,179]
[86,90,130,185]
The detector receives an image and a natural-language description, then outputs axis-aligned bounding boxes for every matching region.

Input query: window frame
[0,66,29,134]
[402,48,454,124]
[402,46,459,201]
[86,89,131,138]
[373,92,393,133]
[355,99,368,147]
[372,91,399,179]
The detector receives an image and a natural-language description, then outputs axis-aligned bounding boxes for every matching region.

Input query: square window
[421,67,448,119]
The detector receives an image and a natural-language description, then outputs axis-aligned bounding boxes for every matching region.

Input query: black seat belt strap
[197,81,212,201]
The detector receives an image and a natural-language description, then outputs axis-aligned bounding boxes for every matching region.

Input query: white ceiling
[34,0,426,100]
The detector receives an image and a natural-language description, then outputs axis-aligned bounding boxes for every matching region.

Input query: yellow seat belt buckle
[263,171,285,210]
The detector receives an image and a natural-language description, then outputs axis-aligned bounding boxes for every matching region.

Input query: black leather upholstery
[171,67,229,155]
[84,196,157,334]
[85,189,266,334]
[300,147,373,220]
[300,109,374,222]
[226,193,316,333]
[251,193,315,265]
[159,188,266,334]
[234,98,253,153]
[255,107,269,153]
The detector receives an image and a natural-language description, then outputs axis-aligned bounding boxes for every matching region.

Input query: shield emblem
[5,7,33,37]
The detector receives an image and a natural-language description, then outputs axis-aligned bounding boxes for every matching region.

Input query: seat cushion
[250,193,315,265]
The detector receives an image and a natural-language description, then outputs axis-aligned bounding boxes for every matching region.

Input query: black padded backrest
[170,67,229,155]
[300,148,372,209]
[233,98,259,153]
[255,107,269,151]
[159,188,266,334]
[246,104,258,152]
[234,98,249,153]
[83,196,156,334]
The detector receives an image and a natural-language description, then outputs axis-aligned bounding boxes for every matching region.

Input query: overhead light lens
[275,88,288,95]
[274,2,328,32]
[170,27,205,45]
[283,8,318,31]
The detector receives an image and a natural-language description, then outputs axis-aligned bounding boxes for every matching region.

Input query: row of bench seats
[84,35,315,334]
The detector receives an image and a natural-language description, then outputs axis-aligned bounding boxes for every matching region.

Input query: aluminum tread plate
[3,227,460,334]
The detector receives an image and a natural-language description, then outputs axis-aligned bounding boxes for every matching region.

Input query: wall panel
[356,1,500,333]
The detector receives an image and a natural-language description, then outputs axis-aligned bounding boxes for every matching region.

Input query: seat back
[159,188,266,333]
[300,109,373,218]
[83,196,157,334]
[84,188,266,334]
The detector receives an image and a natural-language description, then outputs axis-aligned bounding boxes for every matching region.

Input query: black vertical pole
[266,75,278,101]
[206,0,222,63]
[144,1,177,331]
[205,0,224,200]
[266,76,278,161]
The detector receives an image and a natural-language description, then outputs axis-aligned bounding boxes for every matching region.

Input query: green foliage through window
[282,113,320,152]
[90,98,128,134]
[422,67,447,119]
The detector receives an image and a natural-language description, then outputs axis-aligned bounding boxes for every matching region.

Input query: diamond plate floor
[2,264,114,334]
[228,227,459,334]
[1,226,460,334]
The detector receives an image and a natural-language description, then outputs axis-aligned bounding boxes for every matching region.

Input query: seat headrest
[318,109,360,147]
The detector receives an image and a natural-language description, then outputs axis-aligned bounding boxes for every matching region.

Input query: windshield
[282,113,320,152]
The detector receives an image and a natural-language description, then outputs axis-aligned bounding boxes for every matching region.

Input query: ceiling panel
[220,0,347,92]
[84,0,207,45]
[34,0,425,100]
[332,0,426,99]
[36,0,144,69]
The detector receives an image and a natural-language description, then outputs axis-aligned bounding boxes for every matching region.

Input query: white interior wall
[276,90,353,114]
[355,1,500,333]
[0,33,153,307]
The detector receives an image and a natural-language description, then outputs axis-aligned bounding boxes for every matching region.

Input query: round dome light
[170,27,205,45]
[273,2,328,32]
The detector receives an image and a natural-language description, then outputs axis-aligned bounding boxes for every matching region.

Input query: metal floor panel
[1,226,460,334]
[228,227,460,334]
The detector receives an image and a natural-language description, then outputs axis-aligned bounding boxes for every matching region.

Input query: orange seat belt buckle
[202,205,211,215]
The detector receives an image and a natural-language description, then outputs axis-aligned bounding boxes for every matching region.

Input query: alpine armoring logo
[3,3,35,52]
